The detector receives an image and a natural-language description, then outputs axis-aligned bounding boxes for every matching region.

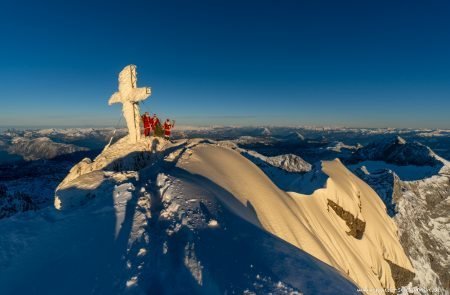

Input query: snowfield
[7,135,415,294]
[0,136,359,295]
[1,128,449,295]
[177,141,413,292]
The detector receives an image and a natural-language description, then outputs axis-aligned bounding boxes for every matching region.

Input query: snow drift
[1,135,416,294]
[176,141,414,292]
[0,136,359,295]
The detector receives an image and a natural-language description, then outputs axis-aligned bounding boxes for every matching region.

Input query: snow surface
[177,141,413,292]
[0,136,359,294]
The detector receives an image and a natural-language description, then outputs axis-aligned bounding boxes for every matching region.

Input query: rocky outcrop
[385,259,415,290]
[327,199,366,239]
[394,175,450,294]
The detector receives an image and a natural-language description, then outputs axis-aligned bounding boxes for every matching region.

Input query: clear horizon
[1,0,449,129]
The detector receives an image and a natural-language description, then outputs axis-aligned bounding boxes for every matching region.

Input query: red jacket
[142,115,151,128]
[151,117,160,128]
[163,121,173,136]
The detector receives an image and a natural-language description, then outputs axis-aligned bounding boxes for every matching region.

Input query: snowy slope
[8,137,89,161]
[176,141,414,292]
[0,136,358,295]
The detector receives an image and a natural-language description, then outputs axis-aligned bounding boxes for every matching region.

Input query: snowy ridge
[8,137,89,161]
[177,141,414,292]
[244,150,312,173]
[326,141,361,153]
[278,131,305,143]
[349,136,442,167]
[215,140,320,195]
[1,134,419,294]
[0,135,360,294]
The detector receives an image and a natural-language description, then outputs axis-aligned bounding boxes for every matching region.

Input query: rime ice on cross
[108,65,151,143]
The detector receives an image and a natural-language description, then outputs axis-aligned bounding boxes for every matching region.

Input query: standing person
[152,114,162,137]
[141,112,151,137]
[163,118,175,140]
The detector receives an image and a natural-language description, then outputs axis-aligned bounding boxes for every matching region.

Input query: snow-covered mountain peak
[49,135,416,293]
[261,127,271,136]
[244,150,312,173]
[280,131,305,142]
[326,141,360,152]
[350,135,444,168]
[392,135,406,145]
[43,136,365,294]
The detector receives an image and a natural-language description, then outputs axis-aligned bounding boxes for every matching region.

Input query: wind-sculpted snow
[8,137,89,161]
[177,142,414,292]
[215,140,321,194]
[0,136,360,295]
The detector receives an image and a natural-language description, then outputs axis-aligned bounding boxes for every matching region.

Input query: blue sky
[0,0,449,128]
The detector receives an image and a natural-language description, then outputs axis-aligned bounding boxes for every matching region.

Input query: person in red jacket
[163,118,175,140]
[141,112,151,137]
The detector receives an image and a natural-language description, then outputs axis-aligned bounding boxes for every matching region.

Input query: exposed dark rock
[385,259,415,289]
[327,199,366,239]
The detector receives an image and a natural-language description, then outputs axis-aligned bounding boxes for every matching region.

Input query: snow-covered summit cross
[108,65,151,143]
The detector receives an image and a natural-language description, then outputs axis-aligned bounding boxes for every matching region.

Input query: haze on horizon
[0,0,449,129]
